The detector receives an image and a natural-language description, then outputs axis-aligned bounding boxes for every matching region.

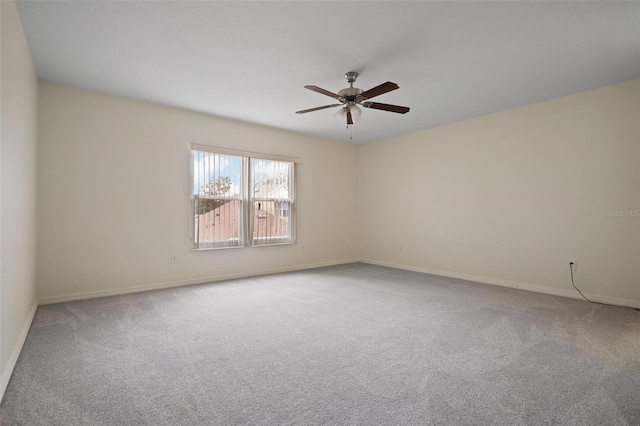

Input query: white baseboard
[360,258,640,309]
[0,302,38,402]
[38,258,361,305]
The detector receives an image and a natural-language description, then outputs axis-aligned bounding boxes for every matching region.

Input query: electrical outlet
[399,244,404,252]
[300,244,305,252]
[171,254,177,264]
[568,260,576,271]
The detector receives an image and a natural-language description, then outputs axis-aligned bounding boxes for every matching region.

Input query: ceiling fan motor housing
[338,87,363,104]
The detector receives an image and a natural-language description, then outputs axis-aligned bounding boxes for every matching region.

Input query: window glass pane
[251,159,291,200]
[193,152,242,198]
[194,199,242,247]
[253,200,291,243]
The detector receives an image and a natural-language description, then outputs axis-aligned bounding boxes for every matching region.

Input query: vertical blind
[191,145,296,250]
[192,149,244,248]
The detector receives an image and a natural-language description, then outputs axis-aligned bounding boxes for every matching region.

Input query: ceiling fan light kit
[296,71,410,126]
[336,104,361,123]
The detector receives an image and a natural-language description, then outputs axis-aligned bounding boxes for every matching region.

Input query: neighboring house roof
[195,200,288,244]
[253,181,289,199]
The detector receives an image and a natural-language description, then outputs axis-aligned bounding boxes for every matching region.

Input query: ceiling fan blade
[360,82,399,100]
[296,104,341,114]
[304,85,342,100]
[347,109,353,125]
[362,102,410,114]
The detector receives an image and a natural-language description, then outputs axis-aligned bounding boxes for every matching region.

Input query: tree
[253,173,288,190]
[197,176,232,214]
[201,175,232,197]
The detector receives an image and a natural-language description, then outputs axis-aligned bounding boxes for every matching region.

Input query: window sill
[191,241,296,252]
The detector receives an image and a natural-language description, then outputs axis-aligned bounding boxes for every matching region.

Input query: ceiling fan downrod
[345,71,358,87]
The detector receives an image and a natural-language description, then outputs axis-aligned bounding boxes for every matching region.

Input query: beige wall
[36,80,640,306]
[358,80,640,306]
[0,0,39,396]
[37,82,359,301]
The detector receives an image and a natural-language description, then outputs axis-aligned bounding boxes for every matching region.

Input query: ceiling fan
[296,72,410,125]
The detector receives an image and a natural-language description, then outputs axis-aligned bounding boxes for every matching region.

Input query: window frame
[190,144,297,251]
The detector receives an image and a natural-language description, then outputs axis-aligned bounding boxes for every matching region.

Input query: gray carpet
[1,263,639,425]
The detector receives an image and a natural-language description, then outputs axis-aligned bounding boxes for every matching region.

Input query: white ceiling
[16,1,640,145]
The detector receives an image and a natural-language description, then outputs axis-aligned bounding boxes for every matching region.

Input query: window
[191,145,296,250]
[275,201,289,218]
